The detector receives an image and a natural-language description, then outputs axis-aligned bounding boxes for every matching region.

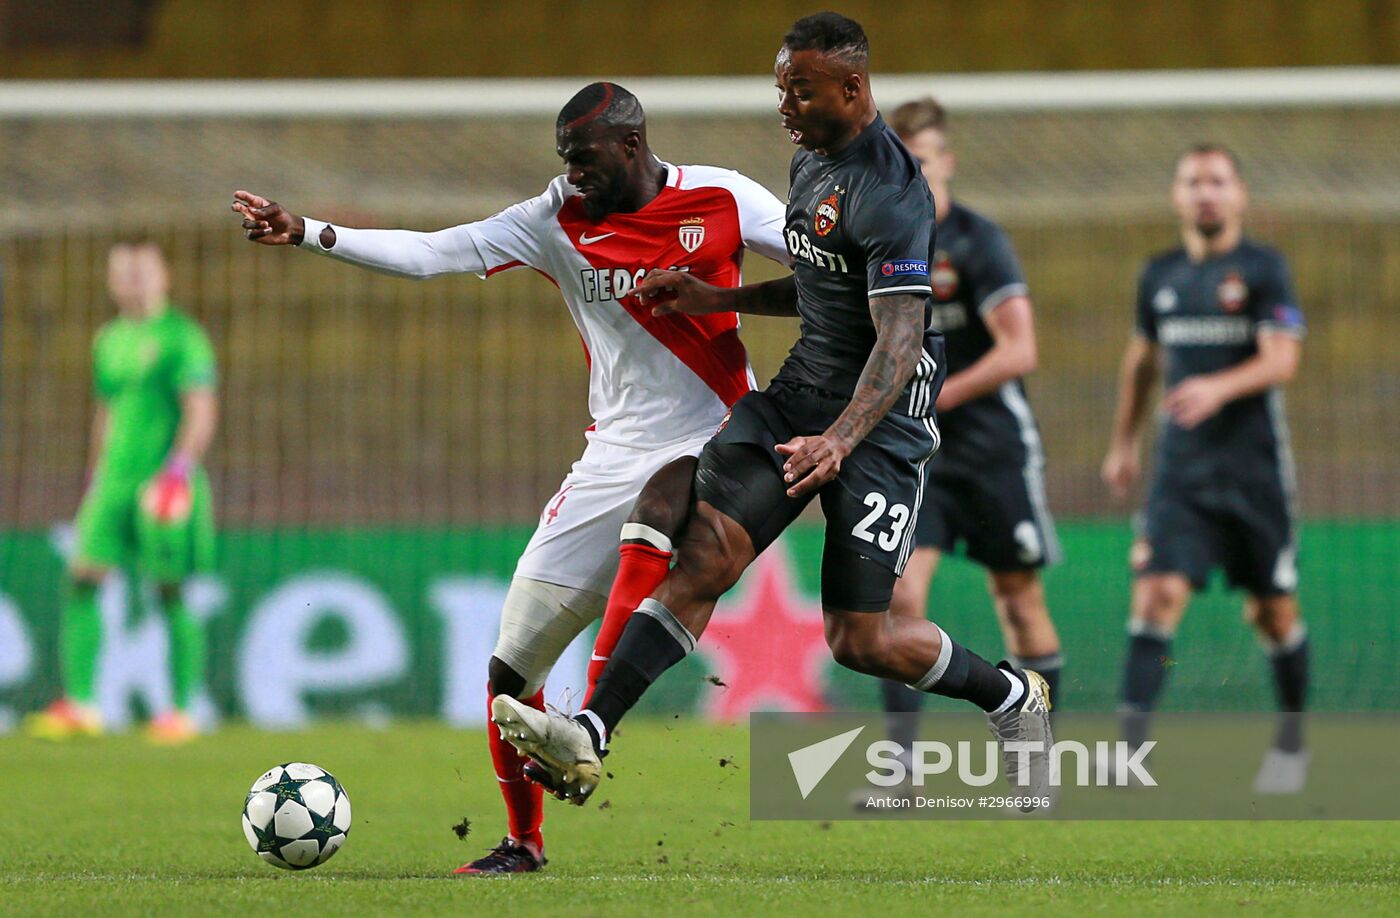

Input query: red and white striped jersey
[300,163,790,449]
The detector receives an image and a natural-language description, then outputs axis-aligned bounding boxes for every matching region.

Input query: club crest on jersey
[1217,270,1247,313]
[1153,286,1178,313]
[931,252,958,299]
[678,217,705,254]
[814,192,841,237]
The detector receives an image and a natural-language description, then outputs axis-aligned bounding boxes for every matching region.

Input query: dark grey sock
[1268,632,1308,752]
[585,600,693,741]
[1121,630,1173,748]
[912,633,1019,713]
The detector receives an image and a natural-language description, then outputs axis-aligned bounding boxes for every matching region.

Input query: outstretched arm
[635,271,799,318]
[731,276,800,317]
[231,190,488,280]
[777,292,925,498]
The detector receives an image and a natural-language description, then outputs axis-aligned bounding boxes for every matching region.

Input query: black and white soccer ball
[242,762,352,870]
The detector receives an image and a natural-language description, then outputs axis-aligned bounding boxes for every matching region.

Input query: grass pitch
[4,721,1396,916]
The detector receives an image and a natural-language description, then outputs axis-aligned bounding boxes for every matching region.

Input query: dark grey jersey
[926,201,1037,469]
[1136,238,1305,485]
[773,115,942,417]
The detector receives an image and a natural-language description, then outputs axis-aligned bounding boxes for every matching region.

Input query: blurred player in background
[857,97,1064,807]
[1102,145,1308,793]
[233,82,789,873]
[25,242,219,745]
[494,12,1054,810]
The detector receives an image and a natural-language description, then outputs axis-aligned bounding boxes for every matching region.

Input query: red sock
[587,542,673,702]
[487,685,545,851]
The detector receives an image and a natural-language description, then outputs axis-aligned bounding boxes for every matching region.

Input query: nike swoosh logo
[590,654,610,662]
[579,232,616,245]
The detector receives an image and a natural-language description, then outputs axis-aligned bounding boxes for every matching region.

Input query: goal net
[1,71,1396,724]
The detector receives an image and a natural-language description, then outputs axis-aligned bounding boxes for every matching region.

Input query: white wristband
[299,217,332,252]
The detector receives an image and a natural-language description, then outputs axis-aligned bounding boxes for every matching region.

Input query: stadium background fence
[2,74,1397,726]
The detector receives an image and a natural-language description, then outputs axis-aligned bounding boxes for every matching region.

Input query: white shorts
[512,433,712,595]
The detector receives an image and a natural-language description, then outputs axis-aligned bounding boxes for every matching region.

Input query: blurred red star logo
[700,540,830,719]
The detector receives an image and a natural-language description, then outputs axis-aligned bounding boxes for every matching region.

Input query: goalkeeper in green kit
[26,242,219,744]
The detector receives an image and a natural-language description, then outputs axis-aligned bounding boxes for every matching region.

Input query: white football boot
[987,664,1056,812]
[491,695,602,805]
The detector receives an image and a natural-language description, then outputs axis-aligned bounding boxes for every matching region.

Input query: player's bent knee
[492,577,604,697]
[625,491,680,540]
[669,537,742,603]
[999,598,1039,632]
[989,572,1045,629]
[1247,595,1300,639]
[668,502,754,600]
[1135,575,1190,623]
[829,637,886,675]
[825,626,865,672]
[824,617,889,675]
[487,656,528,699]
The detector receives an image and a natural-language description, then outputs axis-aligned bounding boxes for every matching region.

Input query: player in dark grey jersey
[492,12,1053,808]
[1102,144,1308,793]
[857,98,1066,806]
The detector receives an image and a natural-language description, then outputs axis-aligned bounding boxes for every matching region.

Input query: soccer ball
[242,763,352,869]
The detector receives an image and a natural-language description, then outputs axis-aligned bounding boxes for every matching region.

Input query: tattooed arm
[776,293,925,498]
[731,275,800,317]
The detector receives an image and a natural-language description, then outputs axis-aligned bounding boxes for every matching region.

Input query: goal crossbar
[2,67,1399,118]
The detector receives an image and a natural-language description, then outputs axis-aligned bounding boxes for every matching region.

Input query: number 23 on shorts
[852,491,910,552]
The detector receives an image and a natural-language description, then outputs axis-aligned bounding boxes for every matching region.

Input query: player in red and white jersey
[233,82,788,875]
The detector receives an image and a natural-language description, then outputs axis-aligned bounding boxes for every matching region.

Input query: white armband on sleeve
[290,219,486,279]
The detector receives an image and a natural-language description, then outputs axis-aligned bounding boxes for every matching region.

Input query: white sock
[991,670,1025,715]
[578,708,608,751]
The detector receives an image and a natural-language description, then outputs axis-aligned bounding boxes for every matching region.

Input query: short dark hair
[782,11,869,70]
[557,82,645,133]
[1180,142,1243,177]
[890,96,947,140]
